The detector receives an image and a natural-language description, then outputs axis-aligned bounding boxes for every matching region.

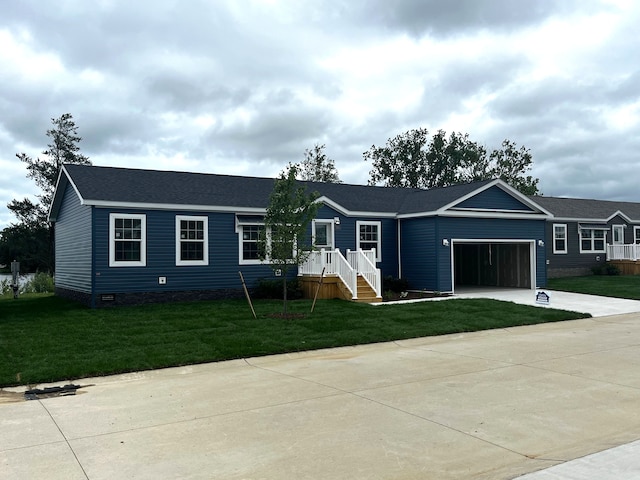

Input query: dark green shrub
[383,276,410,293]
[605,264,621,276]
[254,278,303,299]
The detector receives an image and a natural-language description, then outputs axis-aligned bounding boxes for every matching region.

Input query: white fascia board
[314,196,397,218]
[552,215,640,224]
[440,179,553,217]
[606,210,633,223]
[88,200,267,214]
[49,165,85,221]
[398,210,550,220]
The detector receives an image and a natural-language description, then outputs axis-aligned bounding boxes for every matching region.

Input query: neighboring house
[531,196,640,277]
[49,164,553,307]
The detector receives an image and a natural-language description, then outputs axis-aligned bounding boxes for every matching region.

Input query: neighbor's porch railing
[606,244,640,261]
[299,248,381,300]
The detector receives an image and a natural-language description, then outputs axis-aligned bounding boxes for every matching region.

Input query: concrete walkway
[2,309,640,479]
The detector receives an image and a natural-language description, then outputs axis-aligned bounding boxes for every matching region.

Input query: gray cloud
[2,0,640,230]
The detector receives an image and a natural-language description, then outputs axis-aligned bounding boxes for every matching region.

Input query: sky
[2,0,640,229]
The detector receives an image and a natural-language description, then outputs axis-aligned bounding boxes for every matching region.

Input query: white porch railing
[346,249,382,298]
[299,248,381,300]
[606,244,640,261]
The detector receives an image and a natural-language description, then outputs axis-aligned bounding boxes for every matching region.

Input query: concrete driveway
[2,306,640,479]
[453,287,640,318]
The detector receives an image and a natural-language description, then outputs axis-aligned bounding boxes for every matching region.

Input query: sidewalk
[2,309,640,479]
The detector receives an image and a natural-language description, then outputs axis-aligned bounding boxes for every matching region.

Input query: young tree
[298,143,341,183]
[259,163,319,315]
[365,128,541,195]
[3,113,91,271]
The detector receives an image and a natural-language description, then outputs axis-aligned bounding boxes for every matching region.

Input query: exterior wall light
[334,217,340,225]
[538,240,545,247]
[442,239,450,247]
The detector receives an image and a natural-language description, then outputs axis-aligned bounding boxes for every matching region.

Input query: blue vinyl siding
[314,205,399,278]
[54,184,92,292]
[401,216,546,291]
[93,208,275,294]
[400,218,437,290]
[456,186,534,211]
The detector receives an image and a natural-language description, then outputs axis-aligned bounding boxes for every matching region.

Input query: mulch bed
[383,291,451,302]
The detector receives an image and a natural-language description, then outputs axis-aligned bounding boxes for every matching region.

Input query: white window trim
[109,213,146,267]
[312,219,335,250]
[176,215,209,266]
[634,226,640,244]
[238,224,265,265]
[356,220,382,262]
[552,223,568,254]
[579,228,607,254]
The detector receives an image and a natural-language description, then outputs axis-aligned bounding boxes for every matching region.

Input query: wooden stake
[239,271,257,319]
[311,267,325,313]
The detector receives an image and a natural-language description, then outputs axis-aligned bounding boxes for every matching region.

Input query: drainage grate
[24,384,87,400]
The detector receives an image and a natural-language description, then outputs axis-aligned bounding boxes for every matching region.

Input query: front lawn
[0,293,588,387]
[548,275,640,300]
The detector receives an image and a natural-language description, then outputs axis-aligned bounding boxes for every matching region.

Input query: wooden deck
[608,260,640,275]
[300,274,381,303]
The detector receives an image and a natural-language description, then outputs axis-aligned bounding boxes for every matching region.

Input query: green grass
[0,293,588,387]
[548,275,640,300]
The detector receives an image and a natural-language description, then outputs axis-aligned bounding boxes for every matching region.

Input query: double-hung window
[579,228,606,253]
[356,221,381,261]
[176,215,208,266]
[635,226,640,245]
[109,213,146,267]
[239,224,265,264]
[553,224,567,254]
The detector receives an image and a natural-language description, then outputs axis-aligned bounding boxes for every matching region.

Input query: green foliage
[0,295,587,386]
[5,113,91,272]
[254,278,303,300]
[298,143,341,183]
[0,223,52,273]
[22,272,55,293]
[365,128,540,195]
[260,163,320,313]
[591,263,621,276]
[382,276,410,293]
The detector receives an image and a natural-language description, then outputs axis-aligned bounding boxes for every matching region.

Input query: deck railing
[299,248,381,300]
[606,244,640,261]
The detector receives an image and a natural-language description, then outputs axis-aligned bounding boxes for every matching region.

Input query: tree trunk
[282,277,288,316]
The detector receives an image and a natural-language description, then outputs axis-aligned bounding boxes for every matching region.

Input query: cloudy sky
[2,0,639,229]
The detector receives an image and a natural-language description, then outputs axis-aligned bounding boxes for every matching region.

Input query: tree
[365,128,540,195]
[3,113,91,272]
[259,163,319,315]
[298,143,341,183]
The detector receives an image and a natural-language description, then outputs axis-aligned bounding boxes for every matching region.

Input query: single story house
[532,195,640,277]
[48,164,634,307]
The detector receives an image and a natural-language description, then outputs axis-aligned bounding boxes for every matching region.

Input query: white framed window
[612,225,624,245]
[239,224,265,265]
[312,220,334,250]
[109,213,146,267]
[553,224,567,254]
[176,215,208,266]
[356,220,381,261]
[634,226,640,244]
[579,228,606,253]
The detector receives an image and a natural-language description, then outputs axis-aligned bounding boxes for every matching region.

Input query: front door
[613,225,624,245]
[313,221,334,250]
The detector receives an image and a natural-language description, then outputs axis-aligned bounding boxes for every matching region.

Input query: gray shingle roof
[57,164,499,217]
[530,195,640,221]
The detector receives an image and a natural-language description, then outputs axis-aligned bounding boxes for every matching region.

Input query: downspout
[397,219,402,279]
[90,205,96,309]
[434,217,440,291]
